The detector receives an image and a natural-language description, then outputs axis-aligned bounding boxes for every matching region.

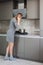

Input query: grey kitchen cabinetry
[39,38,43,62]
[0,1,13,20]
[24,38,39,61]
[0,36,25,58]
[14,36,25,58]
[27,0,39,19]
[0,36,7,55]
[15,37,39,61]
[40,0,43,37]
[1,35,43,62]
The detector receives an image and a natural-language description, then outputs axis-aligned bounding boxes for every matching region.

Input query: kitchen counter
[0,34,43,38]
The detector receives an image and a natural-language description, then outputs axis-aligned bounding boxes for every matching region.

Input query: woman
[5,13,23,60]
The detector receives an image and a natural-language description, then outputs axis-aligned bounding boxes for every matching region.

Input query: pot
[19,29,25,33]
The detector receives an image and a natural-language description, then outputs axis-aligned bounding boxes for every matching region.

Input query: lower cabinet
[14,36,25,58]
[24,38,39,61]
[0,36,7,55]
[39,38,43,62]
[0,36,43,62]
[14,37,39,61]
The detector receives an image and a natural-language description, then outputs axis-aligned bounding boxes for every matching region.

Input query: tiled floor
[0,56,43,65]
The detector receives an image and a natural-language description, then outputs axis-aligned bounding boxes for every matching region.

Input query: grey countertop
[0,34,43,38]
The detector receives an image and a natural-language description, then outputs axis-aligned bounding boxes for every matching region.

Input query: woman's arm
[13,18,20,28]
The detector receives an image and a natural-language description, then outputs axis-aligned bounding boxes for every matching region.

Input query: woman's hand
[17,13,22,25]
[17,18,21,25]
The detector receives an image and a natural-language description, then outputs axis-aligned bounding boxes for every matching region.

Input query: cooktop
[15,31,28,35]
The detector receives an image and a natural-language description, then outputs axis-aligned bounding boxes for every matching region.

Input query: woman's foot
[9,56,16,61]
[4,56,9,60]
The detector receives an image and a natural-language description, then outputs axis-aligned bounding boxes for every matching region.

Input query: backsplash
[17,19,40,34]
[0,19,40,35]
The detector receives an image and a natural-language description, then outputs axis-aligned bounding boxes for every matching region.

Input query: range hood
[13,8,27,18]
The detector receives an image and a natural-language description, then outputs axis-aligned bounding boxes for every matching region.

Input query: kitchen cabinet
[0,36,39,61]
[14,36,25,58]
[40,0,43,36]
[15,36,39,61]
[24,38,39,61]
[0,36,7,55]
[0,1,13,20]
[13,0,26,9]
[39,38,43,62]
[0,35,25,58]
[27,0,39,19]
[40,0,43,62]
[13,0,27,18]
[0,35,43,62]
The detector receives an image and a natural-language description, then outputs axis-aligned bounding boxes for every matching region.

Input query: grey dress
[6,18,18,43]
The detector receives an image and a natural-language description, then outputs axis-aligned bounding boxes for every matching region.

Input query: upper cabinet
[27,0,39,19]
[13,0,27,18]
[0,0,40,20]
[13,0,26,9]
[13,0,39,19]
[0,1,13,20]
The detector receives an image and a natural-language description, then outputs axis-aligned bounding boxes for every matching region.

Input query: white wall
[0,1,13,20]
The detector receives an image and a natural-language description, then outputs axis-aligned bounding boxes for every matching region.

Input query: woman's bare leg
[9,42,14,57]
[4,43,10,60]
[5,43,10,56]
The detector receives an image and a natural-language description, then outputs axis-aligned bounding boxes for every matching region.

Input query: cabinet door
[0,36,7,55]
[40,0,43,36]
[24,38,39,61]
[27,0,39,19]
[14,36,25,58]
[0,1,13,20]
[39,38,43,62]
